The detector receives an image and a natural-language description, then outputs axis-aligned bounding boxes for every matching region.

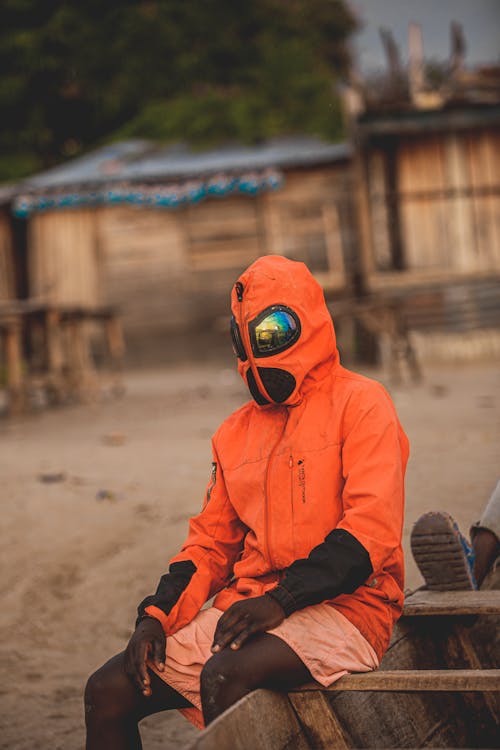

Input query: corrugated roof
[20,137,351,192]
[357,104,500,137]
[0,183,18,205]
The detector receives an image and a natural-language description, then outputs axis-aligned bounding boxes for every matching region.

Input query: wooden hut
[12,138,354,360]
[354,105,500,284]
[343,45,500,364]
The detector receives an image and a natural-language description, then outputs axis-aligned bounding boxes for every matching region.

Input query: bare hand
[211,595,285,653]
[124,617,166,696]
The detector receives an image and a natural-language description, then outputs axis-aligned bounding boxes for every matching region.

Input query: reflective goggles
[230,305,301,360]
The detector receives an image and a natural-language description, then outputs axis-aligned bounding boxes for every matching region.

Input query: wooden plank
[444,133,476,272]
[319,199,346,277]
[3,316,24,414]
[186,689,310,750]
[403,589,500,616]
[292,669,500,693]
[289,691,349,749]
[353,145,375,275]
[367,149,392,270]
[260,192,285,257]
[0,211,15,301]
[189,240,260,270]
[29,210,101,307]
[443,621,500,727]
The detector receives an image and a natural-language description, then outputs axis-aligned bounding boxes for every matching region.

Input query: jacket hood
[231,255,339,406]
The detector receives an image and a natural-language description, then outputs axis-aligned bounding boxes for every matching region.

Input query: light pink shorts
[147,604,379,729]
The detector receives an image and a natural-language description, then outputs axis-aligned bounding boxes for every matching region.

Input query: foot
[411,511,477,590]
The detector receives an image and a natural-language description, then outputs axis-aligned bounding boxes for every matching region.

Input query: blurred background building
[1,0,499,411]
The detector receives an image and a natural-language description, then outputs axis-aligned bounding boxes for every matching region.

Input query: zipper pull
[289,455,293,469]
[235,282,244,301]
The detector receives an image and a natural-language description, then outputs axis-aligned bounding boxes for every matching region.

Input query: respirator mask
[231,305,301,404]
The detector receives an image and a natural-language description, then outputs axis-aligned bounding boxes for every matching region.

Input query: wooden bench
[185,590,500,749]
[0,300,125,412]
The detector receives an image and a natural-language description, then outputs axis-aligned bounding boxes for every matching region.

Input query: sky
[348,0,500,72]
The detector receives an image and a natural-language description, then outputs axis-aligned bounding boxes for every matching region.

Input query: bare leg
[472,528,500,588]
[200,632,311,725]
[85,651,192,750]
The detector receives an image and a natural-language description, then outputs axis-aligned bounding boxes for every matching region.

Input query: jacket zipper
[235,279,287,569]
[264,410,288,568]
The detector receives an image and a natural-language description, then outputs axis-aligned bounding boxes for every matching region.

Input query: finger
[212,614,242,652]
[213,606,247,641]
[212,617,249,653]
[153,636,166,671]
[135,643,152,696]
[213,609,241,638]
[230,625,256,650]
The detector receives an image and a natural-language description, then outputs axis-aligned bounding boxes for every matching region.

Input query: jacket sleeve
[267,384,409,616]
[137,443,247,635]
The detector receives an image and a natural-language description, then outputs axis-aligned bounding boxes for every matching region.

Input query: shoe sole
[410,511,475,590]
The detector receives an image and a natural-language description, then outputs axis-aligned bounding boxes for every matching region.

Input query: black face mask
[254,367,297,403]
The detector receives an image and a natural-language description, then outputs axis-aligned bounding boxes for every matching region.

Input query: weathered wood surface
[186,689,310,750]
[0,314,24,414]
[324,611,500,748]
[366,129,500,278]
[403,589,500,616]
[0,211,15,302]
[288,691,349,749]
[185,593,500,749]
[291,669,500,693]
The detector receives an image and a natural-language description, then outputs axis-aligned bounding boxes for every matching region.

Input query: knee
[200,655,227,699]
[84,661,133,723]
[200,653,249,713]
[85,668,114,720]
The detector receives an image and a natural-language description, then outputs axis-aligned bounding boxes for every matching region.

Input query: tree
[0,0,357,181]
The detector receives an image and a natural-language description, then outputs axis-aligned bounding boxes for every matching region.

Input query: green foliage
[0,0,357,182]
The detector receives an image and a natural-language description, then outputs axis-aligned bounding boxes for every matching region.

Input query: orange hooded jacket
[140,255,409,660]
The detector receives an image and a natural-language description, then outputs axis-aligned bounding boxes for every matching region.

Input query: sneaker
[410,511,477,590]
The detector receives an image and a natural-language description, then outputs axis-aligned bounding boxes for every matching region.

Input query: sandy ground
[0,355,499,750]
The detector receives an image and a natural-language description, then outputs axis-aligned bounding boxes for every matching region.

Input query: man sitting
[411,479,500,590]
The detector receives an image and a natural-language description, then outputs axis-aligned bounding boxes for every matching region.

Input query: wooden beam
[291,669,500,693]
[288,691,350,749]
[403,590,500,617]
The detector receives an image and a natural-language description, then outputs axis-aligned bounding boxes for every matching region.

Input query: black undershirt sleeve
[266,528,373,616]
[136,560,197,626]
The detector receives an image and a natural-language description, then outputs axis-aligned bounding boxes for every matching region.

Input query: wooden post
[321,203,346,286]
[352,137,374,288]
[105,313,126,396]
[65,314,97,402]
[408,22,425,104]
[45,307,64,402]
[105,315,125,366]
[4,315,24,415]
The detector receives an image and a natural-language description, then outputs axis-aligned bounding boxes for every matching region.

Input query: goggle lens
[254,309,299,354]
